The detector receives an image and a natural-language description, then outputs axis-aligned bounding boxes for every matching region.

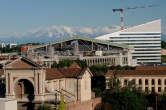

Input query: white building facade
[96,19,161,65]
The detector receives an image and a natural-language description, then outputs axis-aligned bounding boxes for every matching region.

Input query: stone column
[148,78,152,92]
[6,72,9,95]
[34,71,38,95]
[136,78,139,88]
[39,73,43,94]
[121,79,124,87]
[155,78,158,93]
[10,74,14,95]
[161,78,164,93]
[142,78,145,91]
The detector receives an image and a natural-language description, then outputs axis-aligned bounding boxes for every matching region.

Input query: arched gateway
[5,57,45,102]
[14,79,34,101]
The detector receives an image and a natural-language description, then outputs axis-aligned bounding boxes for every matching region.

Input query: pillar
[136,78,139,88]
[161,78,164,93]
[148,78,152,92]
[142,78,145,91]
[155,78,158,93]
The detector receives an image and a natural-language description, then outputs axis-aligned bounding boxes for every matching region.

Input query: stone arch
[13,77,34,86]
[14,78,35,102]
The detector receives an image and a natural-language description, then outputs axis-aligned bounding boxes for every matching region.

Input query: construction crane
[112,5,158,30]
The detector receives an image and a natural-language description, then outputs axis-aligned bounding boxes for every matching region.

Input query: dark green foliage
[161,40,166,49]
[51,61,58,68]
[90,65,135,98]
[161,55,166,63]
[37,104,51,110]
[0,79,5,98]
[109,65,136,70]
[0,45,22,53]
[146,93,166,110]
[92,76,105,97]
[51,59,87,68]
[89,65,108,76]
[102,73,147,110]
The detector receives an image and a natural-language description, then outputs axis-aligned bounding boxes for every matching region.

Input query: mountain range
[0,26,121,44]
[0,25,166,44]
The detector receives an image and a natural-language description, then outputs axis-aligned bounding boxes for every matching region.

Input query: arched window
[124,79,128,86]
[132,79,136,85]
[145,79,148,85]
[152,79,155,85]
[139,79,142,85]
[158,79,161,85]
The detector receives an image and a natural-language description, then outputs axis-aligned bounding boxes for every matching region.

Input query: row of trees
[94,72,166,110]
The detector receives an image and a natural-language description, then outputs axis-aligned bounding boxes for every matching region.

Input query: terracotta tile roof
[69,63,81,69]
[136,66,166,70]
[46,69,65,80]
[58,68,82,78]
[46,68,82,80]
[106,70,166,77]
[162,49,166,55]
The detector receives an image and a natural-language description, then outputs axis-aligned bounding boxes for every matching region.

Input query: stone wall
[66,97,102,110]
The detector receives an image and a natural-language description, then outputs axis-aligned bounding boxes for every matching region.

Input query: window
[145,79,148,85]
[151,79,155,85]
[139,79,142,85]
[124,79,128,86]
[165,79,166,85]
[158,79,161,85]
[151,87,155,93]
[132,79,136,85]
[145,87,149,92]
[164,87,166,92]
[158,87,161,92]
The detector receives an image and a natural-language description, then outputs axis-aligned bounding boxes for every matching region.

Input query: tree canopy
[102,72,147,110]
[51,59,87,68]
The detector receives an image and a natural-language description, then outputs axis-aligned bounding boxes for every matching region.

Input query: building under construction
[26,36,136,67]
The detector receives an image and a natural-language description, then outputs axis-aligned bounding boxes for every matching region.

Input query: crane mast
[112,5,158,30]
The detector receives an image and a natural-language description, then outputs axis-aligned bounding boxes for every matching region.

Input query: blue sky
[0,0,165,34]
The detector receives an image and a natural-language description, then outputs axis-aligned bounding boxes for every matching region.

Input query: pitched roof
[5,57,42,69]
[136,66,166,70]
[46,69,65,80]
[69,63,81,69]
[46,68,83,80]
[106,69,166,77]
[58,68,82,78]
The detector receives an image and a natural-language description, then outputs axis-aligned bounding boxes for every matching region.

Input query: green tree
[89,64,108,76]
[51,59,87,68]
[103,72,146,110]
[37,104,51,110]
[161,40,166,49]
[58,94,65,110]
[51,61,58,68]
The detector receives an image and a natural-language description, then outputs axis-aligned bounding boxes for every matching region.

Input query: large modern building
[96,19,161,65]
[26,36,136,67]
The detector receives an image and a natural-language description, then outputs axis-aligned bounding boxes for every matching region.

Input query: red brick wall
[66,97,102,110]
